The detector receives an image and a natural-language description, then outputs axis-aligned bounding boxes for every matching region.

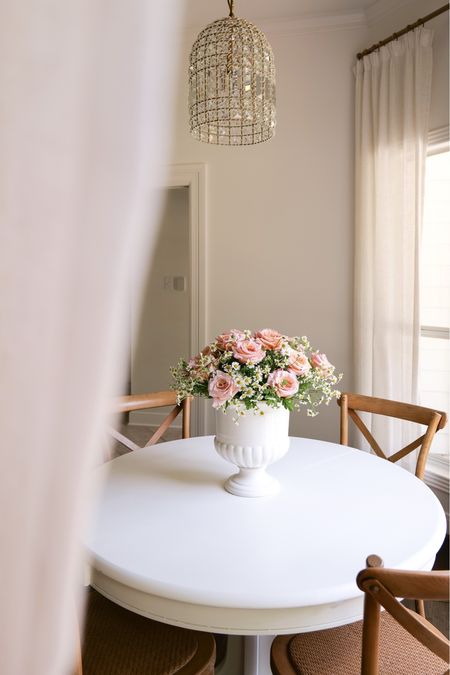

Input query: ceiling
[184,0,378,26]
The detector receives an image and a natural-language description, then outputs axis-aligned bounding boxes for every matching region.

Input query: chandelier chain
[227,0,235,17]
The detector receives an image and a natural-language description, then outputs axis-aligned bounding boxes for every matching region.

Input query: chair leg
[182,397,191,439]
[340,394,349,445]
[415,599,426,617]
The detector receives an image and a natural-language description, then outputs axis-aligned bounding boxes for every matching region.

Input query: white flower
[171,329,342,418]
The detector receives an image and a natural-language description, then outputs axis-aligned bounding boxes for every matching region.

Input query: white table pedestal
[216,636,273,675]
[243,636,273,675]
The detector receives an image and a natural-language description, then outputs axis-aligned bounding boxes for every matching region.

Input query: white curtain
[354,28,433,469]
[0,2,183,674]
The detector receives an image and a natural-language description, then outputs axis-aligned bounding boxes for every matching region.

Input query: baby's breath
[170,329,342,417]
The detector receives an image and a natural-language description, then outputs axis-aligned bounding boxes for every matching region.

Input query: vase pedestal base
[224,467,280,498]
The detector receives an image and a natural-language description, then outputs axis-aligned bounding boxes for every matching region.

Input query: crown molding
[365,0,417,25]
[186,9,367,40]
[365,0,449,25]
[185,1,447,40]
[257,10,367,37]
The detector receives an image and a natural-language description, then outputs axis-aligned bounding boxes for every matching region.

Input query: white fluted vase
[214,403,290,497]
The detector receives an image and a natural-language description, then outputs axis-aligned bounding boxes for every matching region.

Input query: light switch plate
[174,276,186,291]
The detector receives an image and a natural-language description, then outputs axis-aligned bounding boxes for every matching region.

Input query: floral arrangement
[171,328,342,417]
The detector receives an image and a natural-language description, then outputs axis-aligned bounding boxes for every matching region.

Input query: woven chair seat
[284,612,449,675]
[81,588,215,675]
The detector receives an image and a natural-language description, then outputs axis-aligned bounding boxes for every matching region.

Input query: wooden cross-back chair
[109,390,191,453]
[357,557,450,675]
[75,391,218,675]
[77,587,215,675]
[270,555,450,675]
[338,393,447,480]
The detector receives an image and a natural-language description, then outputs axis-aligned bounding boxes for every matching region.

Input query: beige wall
[169,20,368,441]
[162,1,448,441]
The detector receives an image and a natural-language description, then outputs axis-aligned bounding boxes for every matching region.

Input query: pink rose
[287,350,311,376]
[233,338,266,364]
[310,352,333,375]
[267,369,299,397]
[216,329,246,350]
[208,371,240,408]
[254,329,283,351]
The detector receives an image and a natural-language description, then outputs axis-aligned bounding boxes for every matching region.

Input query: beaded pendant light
[188,0,276,146]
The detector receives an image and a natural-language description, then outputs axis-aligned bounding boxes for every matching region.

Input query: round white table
[86,436,446,674]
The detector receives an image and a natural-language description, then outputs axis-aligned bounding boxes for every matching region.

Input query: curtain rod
[357,2,449,60]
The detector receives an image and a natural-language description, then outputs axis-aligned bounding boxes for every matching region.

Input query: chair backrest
[109,391,191,453]
[337,393,447,479]
[357,555,450,675]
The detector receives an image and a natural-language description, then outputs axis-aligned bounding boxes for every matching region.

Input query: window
[419,138,450,470]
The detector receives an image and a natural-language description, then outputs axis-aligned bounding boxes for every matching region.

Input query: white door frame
[166,163,207,436]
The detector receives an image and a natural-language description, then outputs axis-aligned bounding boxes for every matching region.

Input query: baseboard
[424,464,449,531]
[433,534,449,570]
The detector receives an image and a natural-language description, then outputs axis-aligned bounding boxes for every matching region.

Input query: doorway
[130,164,206,437]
